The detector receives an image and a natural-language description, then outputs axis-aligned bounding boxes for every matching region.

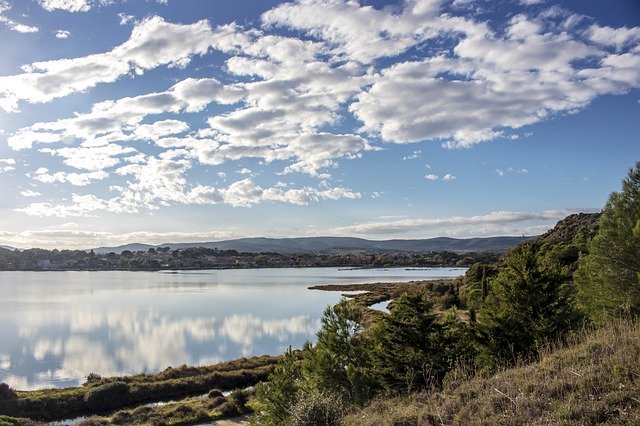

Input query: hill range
[91,235,534,255]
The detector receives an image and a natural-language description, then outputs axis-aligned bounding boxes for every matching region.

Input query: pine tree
[253,348,302,425]
[302,300,377,405]
[576,161,640,323]
[372,292,446,394]
[475,243,580,365]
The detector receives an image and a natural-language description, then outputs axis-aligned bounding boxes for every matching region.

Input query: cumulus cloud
[4,0,640,218]
[0,16,246,112]
[28,167,109,186]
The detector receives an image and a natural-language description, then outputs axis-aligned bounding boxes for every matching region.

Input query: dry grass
[342,319,640,425]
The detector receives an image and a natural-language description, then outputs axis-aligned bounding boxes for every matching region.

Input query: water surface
[0,267,464,390]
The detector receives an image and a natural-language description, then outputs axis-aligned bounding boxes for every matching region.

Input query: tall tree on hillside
[475,243,581,365]
[372,292,447,394]
[576,162,640,323]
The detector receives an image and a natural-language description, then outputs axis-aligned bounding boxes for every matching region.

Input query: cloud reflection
[2,309,318,390]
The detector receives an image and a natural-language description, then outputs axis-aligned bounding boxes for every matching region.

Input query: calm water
[0,267,464,390]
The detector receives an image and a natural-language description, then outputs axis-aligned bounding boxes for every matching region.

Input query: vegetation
[342,318,640,425]
[474,243,582,366]
[0,356,277,422]
[576,161,640,323]
[3,163,638,425]
[251,163,640,424]
[0,245,499,271]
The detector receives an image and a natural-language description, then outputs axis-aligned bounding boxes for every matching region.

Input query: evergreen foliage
[252,348,302,426]
[372,292,446,394]
[576,161,640,323]
[475,243,581,365]
[302,300,377,405]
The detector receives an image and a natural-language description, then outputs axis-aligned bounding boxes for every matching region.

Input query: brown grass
[342,318,640,425]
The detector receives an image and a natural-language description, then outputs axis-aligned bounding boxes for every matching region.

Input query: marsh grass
[342,318,640,425]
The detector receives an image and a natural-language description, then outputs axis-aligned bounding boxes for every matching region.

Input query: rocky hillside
[535,212,601,245]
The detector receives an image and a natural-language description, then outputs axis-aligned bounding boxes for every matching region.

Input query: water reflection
[0,267,464,389]
[1,309,319,390]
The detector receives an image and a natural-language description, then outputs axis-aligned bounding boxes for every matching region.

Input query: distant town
[0,246,500,271]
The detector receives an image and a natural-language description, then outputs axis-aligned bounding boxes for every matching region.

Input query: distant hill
[91,243,155,254]
[0,245,16,251]
[92,236,534,255]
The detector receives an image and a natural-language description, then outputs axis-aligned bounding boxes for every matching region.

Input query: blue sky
[0,0,638,249]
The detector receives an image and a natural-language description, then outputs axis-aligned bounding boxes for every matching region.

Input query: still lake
[0,267,465,390]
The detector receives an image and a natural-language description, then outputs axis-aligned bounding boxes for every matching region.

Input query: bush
[217,401,240,417]
[289,392,346,426]
[83,381,131,412]
[0,383,16,400]
[84,373,102,385]
[229,389,248,410]
[207,388,223,399]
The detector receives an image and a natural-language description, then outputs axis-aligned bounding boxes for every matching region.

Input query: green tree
[372,292,446,394]
[302,300,377,406]
[253,348,303,426]
[475,243,581,365]
[576,162,640,323]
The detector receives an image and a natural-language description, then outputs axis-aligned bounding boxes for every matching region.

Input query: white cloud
[237,168,253,175]
[20,190,42,197]
[403,150,422,160]
[28,167,109,186]
[4,1,640,220]
[0,158,16,173]
[332,209,592,237]
[0,1,38,33]
[586,24,640,51]
[425,173,455,181]
[0,16,243,112]
[118,13,135,25]
[38,0,93,13]
[54,29,71,39]
[520,0,547,5]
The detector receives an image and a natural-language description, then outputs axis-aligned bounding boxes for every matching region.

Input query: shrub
[0,383,16,401]
[217,401,240,417]
[229,389,248,410]
[207,388,223,399]
[83,381,131,412]
[289,391,346,426]
[84,373,102,385]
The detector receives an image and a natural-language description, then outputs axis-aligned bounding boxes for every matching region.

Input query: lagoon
[0,267,465,390]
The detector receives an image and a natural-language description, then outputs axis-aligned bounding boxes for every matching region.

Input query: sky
[0,0,638,249]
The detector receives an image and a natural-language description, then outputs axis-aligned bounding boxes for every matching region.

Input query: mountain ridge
[91,235,535,255]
